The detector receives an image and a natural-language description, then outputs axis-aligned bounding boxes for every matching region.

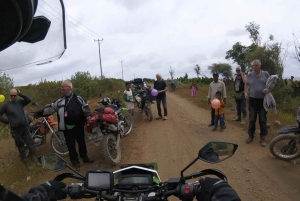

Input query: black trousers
[10,125,36,160]
[248,97,268,138]
[63,124,87,162]
[156,96,168,116]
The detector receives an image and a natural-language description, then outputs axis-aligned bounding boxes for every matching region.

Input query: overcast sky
[1,0,300,86]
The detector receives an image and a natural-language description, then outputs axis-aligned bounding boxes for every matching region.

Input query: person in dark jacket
[0,88,39,170]
[232,66,247,124]
[154,74,168,120]
[34,80,93,170]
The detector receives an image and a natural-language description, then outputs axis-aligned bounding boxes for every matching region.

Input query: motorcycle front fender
[277,125,300,134]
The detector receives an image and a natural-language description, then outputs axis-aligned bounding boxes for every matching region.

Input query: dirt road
[1,91,300,200]
[121,91,300,201]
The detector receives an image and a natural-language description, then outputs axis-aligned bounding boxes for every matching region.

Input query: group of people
[0,80,94,171]
[207,59,271,147]
[123,73,168,120]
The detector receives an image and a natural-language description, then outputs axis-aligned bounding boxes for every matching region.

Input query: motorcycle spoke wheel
[102,134,121,165]
[269,134,300,160]
[122,113,133,137]
[51,131,69,156]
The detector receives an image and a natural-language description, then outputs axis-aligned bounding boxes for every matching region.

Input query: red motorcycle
[26,113,69,156]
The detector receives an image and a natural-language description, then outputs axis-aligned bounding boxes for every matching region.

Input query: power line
[41,0,124,60]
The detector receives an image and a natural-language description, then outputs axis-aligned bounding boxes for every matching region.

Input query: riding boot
[18,146,27,161]
[28,145,41,167]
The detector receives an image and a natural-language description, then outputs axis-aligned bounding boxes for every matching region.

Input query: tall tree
[169,66,175,80]
[0,71,14,95]
[208,63,232,81]
[245,21,261,46]
[293,33,300,68]
[194,64,201,78]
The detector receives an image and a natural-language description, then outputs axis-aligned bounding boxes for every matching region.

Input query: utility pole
[94,38,103,79]
[120,60,124,80]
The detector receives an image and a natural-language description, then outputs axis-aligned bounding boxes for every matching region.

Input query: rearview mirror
[198,142,238,164]
[38,154,66,171]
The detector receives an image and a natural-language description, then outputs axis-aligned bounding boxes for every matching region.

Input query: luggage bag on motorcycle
[101,107,117,123]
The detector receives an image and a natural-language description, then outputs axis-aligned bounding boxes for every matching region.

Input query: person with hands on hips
[197,177,241,201]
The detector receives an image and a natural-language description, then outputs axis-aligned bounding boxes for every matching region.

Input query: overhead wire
[41,0,124,60]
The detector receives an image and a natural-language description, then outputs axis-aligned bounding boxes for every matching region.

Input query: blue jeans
[214,114,225,129]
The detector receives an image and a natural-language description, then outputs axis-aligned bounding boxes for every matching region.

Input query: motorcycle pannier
[102,114,117,123]
[103,107,115,114]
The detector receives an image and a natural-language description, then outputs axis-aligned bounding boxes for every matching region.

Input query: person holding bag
[232,66,247,124]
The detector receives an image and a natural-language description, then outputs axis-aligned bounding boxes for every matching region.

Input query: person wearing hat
[207,72,227,127]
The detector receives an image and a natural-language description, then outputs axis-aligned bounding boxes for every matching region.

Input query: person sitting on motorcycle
[0,178,240,201]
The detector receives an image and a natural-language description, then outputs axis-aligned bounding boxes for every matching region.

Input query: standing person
[245,59,270,147]
[207,72,227,127]
[232,66,247,124]
[212,91,226,132]
[123,82,135,116]
[0,89,40,170]
[154,74,168,120]
[190,78,198,97]
[33,80,93,170]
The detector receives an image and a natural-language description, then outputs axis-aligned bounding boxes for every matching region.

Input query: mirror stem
[180,157,198,178]
[67,165,85,178]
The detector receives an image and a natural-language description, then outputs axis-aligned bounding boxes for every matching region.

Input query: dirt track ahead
[121,91,300,201]
[1,91,300,201]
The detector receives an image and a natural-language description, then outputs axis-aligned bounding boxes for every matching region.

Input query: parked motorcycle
[269,107,300,160]
[109,91,133,137]
[26,113,69,156]
[37,141,238,201]
[134,87,153,121]
[85,97,126,165]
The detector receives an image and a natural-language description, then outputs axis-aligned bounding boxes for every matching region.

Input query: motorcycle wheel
[102,134,121,165]
[269,134,300,160]
[146,107,153,121]
[51,126,69,156]
[122,113,133,137]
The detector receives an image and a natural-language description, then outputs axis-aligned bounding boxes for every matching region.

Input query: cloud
[226,28,247,37]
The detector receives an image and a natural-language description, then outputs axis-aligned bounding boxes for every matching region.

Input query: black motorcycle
[134,87,153,121]
[269,108,300,161]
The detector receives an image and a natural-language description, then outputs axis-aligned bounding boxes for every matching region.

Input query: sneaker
[232,117,241,121]
[240,120,245,125]
[72,160,80,171]
[163,116,167,120]
[156,116,162,120]
[82,155,94,163]
[246,137,253,144]
[212,127,217,131]
[260,138,267,147]
[31,156,41,167]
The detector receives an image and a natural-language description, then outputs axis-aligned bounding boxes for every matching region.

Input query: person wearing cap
[207,72,227,127]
